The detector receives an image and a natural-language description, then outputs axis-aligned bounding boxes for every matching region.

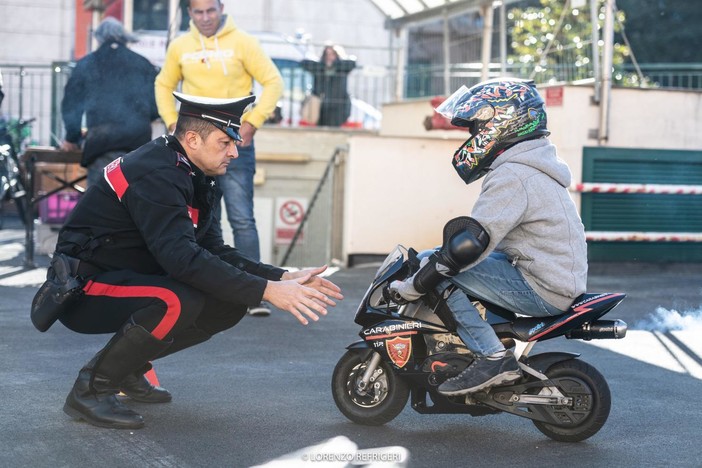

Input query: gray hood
[469,136,587,310]
[490,138,572,188]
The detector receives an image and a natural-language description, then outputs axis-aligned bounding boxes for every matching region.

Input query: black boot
[63,367,145,429]
[120,363,172,403]
[63,320,172,429]
[116,326,210,403]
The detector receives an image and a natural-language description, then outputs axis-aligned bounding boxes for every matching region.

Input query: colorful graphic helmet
[436,78,549,185]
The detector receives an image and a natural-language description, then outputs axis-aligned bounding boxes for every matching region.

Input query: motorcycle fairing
[353,254,408,328]
[490,293,626,342]
[360,319,446,341]
[528,293,626,341]
[386,336,412,368]
[360,318,446,370]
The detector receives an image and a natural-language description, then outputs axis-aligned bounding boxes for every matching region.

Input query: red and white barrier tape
[571,183,702,242]
[586,231,702,242]
[571,183,702,195]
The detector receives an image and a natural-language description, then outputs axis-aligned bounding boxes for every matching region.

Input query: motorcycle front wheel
[332,350,410,426]
[532,359,611,442]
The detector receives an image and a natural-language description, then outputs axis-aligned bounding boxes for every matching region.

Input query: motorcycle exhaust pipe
[566,319,628,340]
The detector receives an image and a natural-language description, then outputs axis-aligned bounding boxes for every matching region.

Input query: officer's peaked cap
[174,92,256,141]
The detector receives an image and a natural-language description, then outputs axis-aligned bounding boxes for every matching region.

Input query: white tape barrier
[586,231,702,242]
[570,182,702,242]
[571,182,702,195]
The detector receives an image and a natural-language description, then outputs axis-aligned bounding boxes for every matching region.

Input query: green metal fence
[581,147,702,262]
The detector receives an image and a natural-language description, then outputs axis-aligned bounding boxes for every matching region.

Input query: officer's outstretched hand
[281,265,344,301]
[263,268,342,325]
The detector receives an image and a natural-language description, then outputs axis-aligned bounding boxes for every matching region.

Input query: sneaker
[248,302,271,317]
[438,350,522,396]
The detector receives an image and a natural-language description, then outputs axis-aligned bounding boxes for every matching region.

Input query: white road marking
[587,330,702,380]
[0,267,47,286]
[0,241,25,261]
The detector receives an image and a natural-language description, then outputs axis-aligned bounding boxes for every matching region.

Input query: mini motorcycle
[332,246,627,442]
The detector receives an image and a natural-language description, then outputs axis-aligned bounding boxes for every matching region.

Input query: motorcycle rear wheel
[532,359,611,442]
[332,350,410,426]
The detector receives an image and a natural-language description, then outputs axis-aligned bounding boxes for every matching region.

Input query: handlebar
[383,285,409,305]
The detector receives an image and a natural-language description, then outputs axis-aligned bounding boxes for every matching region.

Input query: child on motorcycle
[390,78,588,396]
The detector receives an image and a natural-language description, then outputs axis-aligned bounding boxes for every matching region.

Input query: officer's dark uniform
[56,134,284,340]
[37,93,283,430]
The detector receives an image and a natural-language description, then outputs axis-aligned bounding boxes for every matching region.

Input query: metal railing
[619,63,702,90]
[276,146,347,268]
[2,60,701,148]
[0,64,71,147]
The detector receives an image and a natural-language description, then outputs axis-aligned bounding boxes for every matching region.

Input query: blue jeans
[442,252,564,356]
[216,142,260,262]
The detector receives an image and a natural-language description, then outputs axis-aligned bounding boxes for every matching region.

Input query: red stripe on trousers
[83,280,181,340]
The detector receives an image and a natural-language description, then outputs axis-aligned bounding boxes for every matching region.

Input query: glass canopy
[368,0,519,27]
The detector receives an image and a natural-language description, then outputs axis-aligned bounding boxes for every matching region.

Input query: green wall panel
[581,147,702,262]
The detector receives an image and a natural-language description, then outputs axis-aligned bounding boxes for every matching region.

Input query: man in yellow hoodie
[156,0,283,316]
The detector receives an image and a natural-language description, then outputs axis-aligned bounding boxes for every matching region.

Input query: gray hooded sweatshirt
[469,138,588,311]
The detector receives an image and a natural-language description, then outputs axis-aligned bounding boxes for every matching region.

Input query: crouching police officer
[31,92,343,430]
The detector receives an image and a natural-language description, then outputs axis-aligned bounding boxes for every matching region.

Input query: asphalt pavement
[1,214,701,468]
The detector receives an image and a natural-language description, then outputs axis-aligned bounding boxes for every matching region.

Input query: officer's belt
[75,260,104,278]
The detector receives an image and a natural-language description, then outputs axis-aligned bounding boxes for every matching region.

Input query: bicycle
[0,117,33,229]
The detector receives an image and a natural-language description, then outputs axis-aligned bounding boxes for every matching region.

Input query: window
[133,0,169,31]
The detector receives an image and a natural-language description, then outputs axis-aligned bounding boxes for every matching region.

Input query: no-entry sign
[275,197,308,245]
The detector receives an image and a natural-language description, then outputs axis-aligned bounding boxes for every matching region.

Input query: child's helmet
[436,78,549,185]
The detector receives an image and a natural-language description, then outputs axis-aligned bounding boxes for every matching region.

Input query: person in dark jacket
[60,17,159,185]
[36,92,343,430]
[301,44,356,127]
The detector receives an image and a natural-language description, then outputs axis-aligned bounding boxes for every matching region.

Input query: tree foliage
[507,0,637,85]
